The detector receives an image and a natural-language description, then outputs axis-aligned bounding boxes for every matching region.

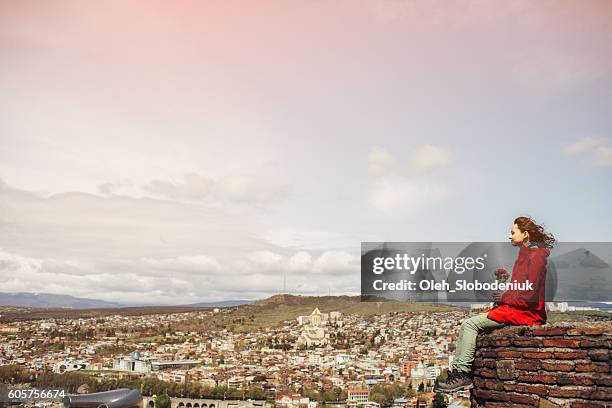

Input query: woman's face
[509,223,529,246]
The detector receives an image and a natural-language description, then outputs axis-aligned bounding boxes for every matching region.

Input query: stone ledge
[470,323,612,408]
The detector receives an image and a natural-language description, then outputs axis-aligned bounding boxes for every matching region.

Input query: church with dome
[296,307,342,348]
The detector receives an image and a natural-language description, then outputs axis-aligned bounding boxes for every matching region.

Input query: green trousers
[452,313,508,373]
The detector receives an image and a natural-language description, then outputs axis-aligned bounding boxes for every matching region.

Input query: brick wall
[470,323,611,407]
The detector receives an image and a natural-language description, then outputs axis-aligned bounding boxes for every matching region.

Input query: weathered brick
[473,388,493,400]
[539,398,562,408]
[575,362,609,373]
[495,360,516,380]
[509,393,539,405]
[477,338,491,347]
[581,338,611,348]
[548,386,586,398]
[532,328,567,336]
[542,338,581,348]
[524,384,551,397]
[502,382,518,392]
[474,377,487,387]
[553,350,587,359]
[483,379,505,391]
[513,338,543,347]
[523,351,554,359]
[490,338,512,347]
[515,360,541,371]
[588,387,612,400]
[484,359,497,369]
[474,359,484,368]
[540,361,575,372]
[482,350,498,358]
[503,383,549,396]
[594,373,612,386]
[556,373,595,386]
[487,390,511,402]
[571,401,607,408]
[587,349,610,362]
[566,327,604,336]
[498,350,522,358]
[518,374,557,384]
[478,368,497,378]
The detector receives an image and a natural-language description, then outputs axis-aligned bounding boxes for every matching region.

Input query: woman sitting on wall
[434,216,555,393]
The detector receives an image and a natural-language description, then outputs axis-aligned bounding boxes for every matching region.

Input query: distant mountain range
[0,292,253,309]
[550,247,612,302]
[178,300,253,308]
[0,292,123,309]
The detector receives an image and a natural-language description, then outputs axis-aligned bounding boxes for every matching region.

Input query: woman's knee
[462,316,481,331]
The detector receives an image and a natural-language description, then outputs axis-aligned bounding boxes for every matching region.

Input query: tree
[0,365,31,384]
[154,394,171,408]
[371,393,386,407]
[403,387,415,399]
[432,393,447,408]
[321,389,336,403]
[417,382,425,392]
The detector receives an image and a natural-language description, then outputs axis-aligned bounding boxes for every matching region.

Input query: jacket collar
[523,241,546,248]
[519,241,551,257]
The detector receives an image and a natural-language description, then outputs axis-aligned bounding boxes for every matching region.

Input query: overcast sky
[1,0,611,304]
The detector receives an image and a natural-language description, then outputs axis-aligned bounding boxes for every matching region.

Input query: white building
[347,389,369,405]
[276,393,310,408]
[296,308,331,348]
[53,360,89,373]
[546,302,569,312]
[296,308,342,326]
[113,351,199,373]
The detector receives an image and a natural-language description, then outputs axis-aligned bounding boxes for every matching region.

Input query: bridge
[142,396,272,408]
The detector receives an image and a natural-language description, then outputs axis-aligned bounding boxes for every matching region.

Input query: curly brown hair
[514,216,556,248]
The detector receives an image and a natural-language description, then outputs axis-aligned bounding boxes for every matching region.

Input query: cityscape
[2,295,610,408]
[0,296,476,407]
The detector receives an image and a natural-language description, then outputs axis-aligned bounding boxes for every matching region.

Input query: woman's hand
[492,290,504,304]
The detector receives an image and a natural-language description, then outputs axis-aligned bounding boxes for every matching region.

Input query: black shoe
[434,369,474,393]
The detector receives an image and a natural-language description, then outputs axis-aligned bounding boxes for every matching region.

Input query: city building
[347,389,369,405]
[296,308,331,348]
[113,351,200,373]
[296,308,342,326]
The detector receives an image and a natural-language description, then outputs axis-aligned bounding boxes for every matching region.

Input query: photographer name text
[372,279,533,292]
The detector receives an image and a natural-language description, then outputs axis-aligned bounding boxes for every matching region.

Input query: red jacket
[486,245,550,325]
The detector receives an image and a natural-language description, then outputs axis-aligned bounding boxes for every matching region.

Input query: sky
[1,0,611,305]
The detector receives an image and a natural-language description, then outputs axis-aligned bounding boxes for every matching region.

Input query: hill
[228,294,463,331]
[0,294,462,325]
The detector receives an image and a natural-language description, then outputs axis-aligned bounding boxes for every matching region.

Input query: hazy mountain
[179,300,253,308]
[550,248,612,302]
[0,292,123,308]
[0,292,255,309]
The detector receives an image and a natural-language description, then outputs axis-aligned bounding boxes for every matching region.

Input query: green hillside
[227,294,463,331]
